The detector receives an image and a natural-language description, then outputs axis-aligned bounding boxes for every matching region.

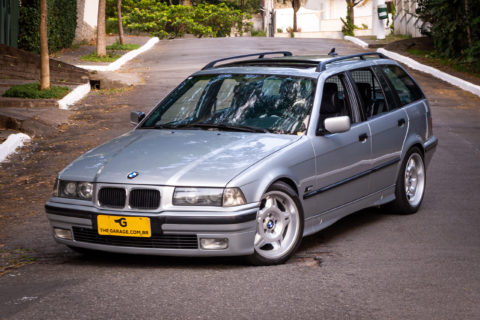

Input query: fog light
[200,238,228,250]
[54,228,73,240]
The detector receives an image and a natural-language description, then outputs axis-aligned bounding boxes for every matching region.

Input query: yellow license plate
[97,215,151,238]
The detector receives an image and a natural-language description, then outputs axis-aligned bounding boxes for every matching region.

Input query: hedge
[18,0,77,53]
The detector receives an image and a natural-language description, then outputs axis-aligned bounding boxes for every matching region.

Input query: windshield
[142,74,315,134]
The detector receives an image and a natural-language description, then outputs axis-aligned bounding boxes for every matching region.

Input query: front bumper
[45,201,258,257]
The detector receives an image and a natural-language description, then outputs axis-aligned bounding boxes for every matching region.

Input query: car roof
[194,51,392,78]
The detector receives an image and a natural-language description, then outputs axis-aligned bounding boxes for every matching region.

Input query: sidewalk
[0,35,158,164]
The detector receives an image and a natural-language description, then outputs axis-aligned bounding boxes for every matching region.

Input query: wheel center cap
[267,220,275,230]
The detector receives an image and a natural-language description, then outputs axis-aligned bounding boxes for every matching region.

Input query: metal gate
[0,0,19,48]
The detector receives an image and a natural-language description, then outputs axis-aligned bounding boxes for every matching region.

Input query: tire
[387,147,426,214]
[247,181,304,265]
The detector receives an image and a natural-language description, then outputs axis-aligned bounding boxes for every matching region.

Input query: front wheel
[388,147,426,214]
[247,182,304,265]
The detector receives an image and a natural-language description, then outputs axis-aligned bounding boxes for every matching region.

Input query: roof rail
[316,52,386,72]
[202,51,293,70]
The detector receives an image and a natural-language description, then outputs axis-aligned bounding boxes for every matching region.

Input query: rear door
[349,67,409,194]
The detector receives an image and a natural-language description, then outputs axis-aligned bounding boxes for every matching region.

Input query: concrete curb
[58,83,91,110]
[0,133,31,163]
[76,37,160,72]
[344,36,369,49]
[377,48,480,97]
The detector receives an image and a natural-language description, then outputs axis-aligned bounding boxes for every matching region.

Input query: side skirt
[303,185,395,237]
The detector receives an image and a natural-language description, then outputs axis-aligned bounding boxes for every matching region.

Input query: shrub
[2,82,70,99]
[18,0,77,53]
[277,28,283,33]
[416,0,480,72]
[251,29,266,37]
[122,2,251,39]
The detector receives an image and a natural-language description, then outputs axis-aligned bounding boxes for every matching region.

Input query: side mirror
[324,116,351,134]
[130,111,145,125]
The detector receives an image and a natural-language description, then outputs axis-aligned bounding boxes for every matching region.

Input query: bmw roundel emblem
[127,171,139,179]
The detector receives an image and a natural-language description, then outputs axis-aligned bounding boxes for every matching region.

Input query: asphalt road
[0,38,479,320]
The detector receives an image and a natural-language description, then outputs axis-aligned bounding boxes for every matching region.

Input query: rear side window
[381,65,423,106]
[349,68,389,119]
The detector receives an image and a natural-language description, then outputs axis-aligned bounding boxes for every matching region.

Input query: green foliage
[122,2,252,39]
[81,53,122,62]
[2,82,70,99]
[416,0,480,72]
[277,28,283,33]
[106,42,140,50]
[18,0,77,53]
[340,13,355,36]
[251,29,266,37]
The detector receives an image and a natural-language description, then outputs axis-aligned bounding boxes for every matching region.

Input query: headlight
[173,187,246,207]
[173,188,223,206]
[58,180,93,201]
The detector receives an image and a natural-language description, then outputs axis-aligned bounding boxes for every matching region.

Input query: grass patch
[106,42,140,51]
[2,82,70,99]
[251,29,266,37]
[81,52,121,62]
[407,48,480,78]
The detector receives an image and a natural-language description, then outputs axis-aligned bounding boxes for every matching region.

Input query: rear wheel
[247,182,304,265]
[388,147,426,214]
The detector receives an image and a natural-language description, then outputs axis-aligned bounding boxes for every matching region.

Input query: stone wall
[0,44,89,84]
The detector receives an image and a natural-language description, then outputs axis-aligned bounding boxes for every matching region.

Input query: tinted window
[381,65,423,106]
[350,68,389,119]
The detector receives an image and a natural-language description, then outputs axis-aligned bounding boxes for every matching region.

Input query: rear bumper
[45,201,258,257]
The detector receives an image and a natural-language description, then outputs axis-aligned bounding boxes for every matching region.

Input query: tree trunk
[117,0,124,45]
[347,0,355,26]
[97,0,107,57]
[292,0,300,32]
[465,0,472,47]
[39,0,50,90]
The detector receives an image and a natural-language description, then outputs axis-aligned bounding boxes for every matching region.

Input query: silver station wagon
[46,51,438,265]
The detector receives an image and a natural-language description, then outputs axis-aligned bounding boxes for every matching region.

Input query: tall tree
[117,0,125,45]
[292,0,301,32]
[39,0,50,89]
[97,0,107,57]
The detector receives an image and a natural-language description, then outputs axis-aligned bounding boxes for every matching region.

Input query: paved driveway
[0,38,479,320]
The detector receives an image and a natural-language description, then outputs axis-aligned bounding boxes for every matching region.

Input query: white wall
[275,0,374,33]
[393,0,425,37]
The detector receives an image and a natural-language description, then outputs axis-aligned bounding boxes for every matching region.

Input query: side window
[381,65,423,106]
[319,74,354,129]
[350,68,389,119]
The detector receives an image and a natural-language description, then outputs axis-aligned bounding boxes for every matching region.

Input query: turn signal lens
[223,188,246,207]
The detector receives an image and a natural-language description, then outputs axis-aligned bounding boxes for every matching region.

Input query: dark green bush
[122,2,251,39]
[18,0,76,53]
[2,82,70,99]
[416,0,480,72]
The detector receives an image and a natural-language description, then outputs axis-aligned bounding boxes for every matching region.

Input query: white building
[270,0,388,39]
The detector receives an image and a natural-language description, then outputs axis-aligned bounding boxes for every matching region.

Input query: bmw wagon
[45,51,438,265]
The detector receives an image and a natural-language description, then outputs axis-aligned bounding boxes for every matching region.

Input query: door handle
[358,133,368,142]
[398,118,406,127]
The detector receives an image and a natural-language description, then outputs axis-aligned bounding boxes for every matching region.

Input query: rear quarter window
[381,65,423,106]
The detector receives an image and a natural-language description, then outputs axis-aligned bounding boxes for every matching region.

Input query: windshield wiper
[189,123,269,133]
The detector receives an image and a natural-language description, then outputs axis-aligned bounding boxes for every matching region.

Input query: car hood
[60,129,301,187]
